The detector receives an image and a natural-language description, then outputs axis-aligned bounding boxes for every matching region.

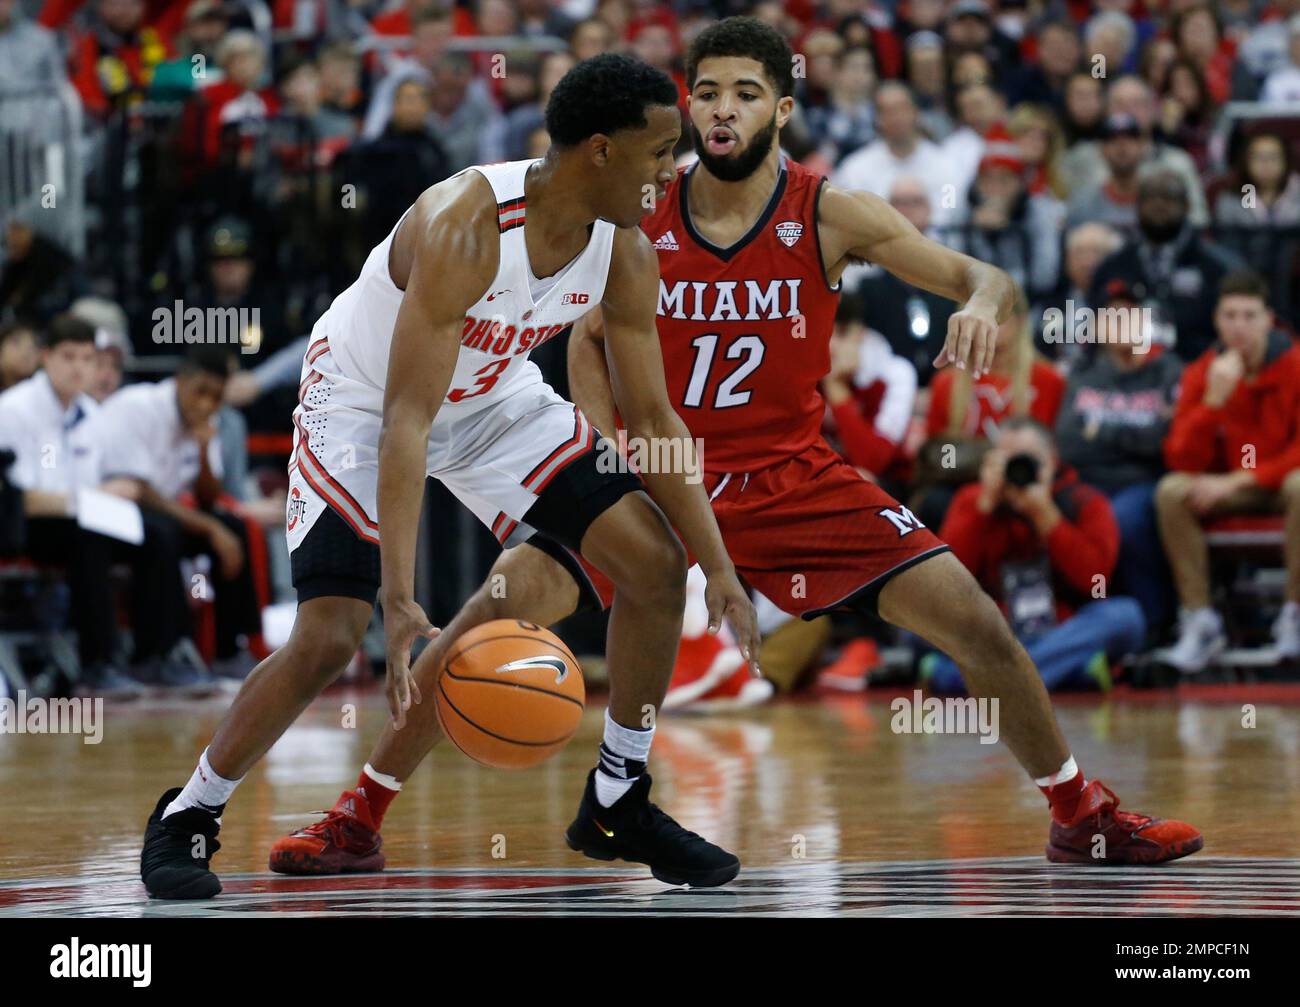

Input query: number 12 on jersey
[682,333,766,409]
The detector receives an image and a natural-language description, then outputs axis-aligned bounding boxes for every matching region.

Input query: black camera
[1004,452,1040,488]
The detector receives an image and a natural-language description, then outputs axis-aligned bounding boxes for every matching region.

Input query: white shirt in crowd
[832,136,972,228]
[1261,64,1300,105]
[95,378,222,501]
[0,371,101,497]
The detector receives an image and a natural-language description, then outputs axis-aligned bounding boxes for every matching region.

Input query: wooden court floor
[2,687,1298,916]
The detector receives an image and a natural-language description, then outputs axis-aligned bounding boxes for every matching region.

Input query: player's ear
[587,133,612,167]
[775,95,794,130]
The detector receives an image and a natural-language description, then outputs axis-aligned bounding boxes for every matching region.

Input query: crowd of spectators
[2,0,1300,703]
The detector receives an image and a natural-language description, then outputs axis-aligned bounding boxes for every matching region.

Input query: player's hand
[1185,472,1249,516]
[1204,350,1244,408]
[704,567,762,676]
[381,596,437,729]
[935,304,999,379]
[206,521,245,578]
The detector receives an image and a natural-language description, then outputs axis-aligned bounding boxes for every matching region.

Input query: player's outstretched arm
[567,307,618,437]
[598,228,761,668]
[377,187,497,727]
[819,185,1017,379]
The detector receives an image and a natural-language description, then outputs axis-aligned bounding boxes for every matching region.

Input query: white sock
[362,762,402,792]
[163,748,243,820]
[1034,755,1080,789]
[594,708,654,807]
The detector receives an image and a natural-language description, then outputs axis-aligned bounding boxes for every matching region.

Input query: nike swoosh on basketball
[494,655,569,682]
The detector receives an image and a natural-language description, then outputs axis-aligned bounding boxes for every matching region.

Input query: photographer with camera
[922,416,1145,693]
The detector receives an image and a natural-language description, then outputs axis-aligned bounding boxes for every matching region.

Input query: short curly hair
[685,16,795,99]
[545,54,679,147]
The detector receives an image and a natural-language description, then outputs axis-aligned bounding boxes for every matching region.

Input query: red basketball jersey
[639,157,840,475]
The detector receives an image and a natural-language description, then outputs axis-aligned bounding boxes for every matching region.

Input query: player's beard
[691,112,778,182]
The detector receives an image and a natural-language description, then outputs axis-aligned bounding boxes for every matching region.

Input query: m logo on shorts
[878,505,925,537]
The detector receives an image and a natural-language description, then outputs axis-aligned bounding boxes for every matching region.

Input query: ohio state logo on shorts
[287,486,306,530]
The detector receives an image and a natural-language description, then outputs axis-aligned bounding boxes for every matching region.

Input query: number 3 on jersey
[682,333,766,409]
[448,357,511,403]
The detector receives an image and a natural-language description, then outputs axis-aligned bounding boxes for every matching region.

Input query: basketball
[435,620,586,769]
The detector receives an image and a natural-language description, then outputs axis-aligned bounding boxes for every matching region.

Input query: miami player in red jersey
[270,18,1201,877]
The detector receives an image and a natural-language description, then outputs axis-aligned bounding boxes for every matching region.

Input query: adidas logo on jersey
[653,230,680,251]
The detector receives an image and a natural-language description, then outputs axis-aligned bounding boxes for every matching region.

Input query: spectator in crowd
[833,81,969,227]
[1158,58,1215,172]
[0,316,138,695]
[1084,8,1138,79]
[0,0,65,91]
[1171,2,1249,105]
[962,130,1065,301]
[1158,272,1300,672]
[500,50,574,162]
[0,321,39,392]
[1055,278,1182,632]
[630,20,687,107]
[1038,220,1124,367]
[950,49,994,89]
[943,0,1018,78]
[340,78,452,255]
[0,217,87,327]
[516,0,578,40]
[192,29,278,168]
[1242,3,1300,86]
[820,292,917,483]
[317,41,365,125]
[1008,103,1067,200]
[277,55,358,157]
[1008,18,1080,115]
[855,177,955,386]
[191,217,287,358]
[1091,169,1245,362]
[148,0,229,100]
[1139,33,1179,96]
[1214,132,1300,227]
[924,416,1144,693]
[69,295,130,401]
[1066,112,1145,233]
[97,348,265,681]
[1261,16,1300,104]
[68,0,174,117]
[903,30,953,141]
[942,83,1005,192]
[796,26,843,110]
[805,44,876,167]
[1061,70,1106,146]
[570,16,616,61]
[1060,74,1207,224]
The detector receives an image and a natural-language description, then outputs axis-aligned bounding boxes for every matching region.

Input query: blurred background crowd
[2,0,1300,708]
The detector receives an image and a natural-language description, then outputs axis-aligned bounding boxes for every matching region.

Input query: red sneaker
[662,631,748,710]
[689,663,774,712]
[815,637,879,693]
[269,789,385,875]
[1046,781,1203,865]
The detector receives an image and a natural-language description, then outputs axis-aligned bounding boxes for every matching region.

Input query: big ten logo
[491,833,507,859]
[561,292,590,306]
[490,53,506,79]
[341,703,357,729]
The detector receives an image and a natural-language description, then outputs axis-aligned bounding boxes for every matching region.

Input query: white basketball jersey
[319,158,617,419]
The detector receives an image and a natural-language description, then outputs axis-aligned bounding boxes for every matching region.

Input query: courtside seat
[0,557,80,694]
[1204,514,1286,549]
[1204,515,1287,653]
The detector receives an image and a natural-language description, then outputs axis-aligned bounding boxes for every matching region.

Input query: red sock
[1039,769,1087,824]
[355,767,400,827]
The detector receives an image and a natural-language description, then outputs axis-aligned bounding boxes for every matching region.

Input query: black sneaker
[565,770,740,887]
[140,788,223,899]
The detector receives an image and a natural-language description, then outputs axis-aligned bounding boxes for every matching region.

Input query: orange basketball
[435,619,586,769]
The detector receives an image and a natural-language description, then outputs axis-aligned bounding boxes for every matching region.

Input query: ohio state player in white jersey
[141,55,760,900]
